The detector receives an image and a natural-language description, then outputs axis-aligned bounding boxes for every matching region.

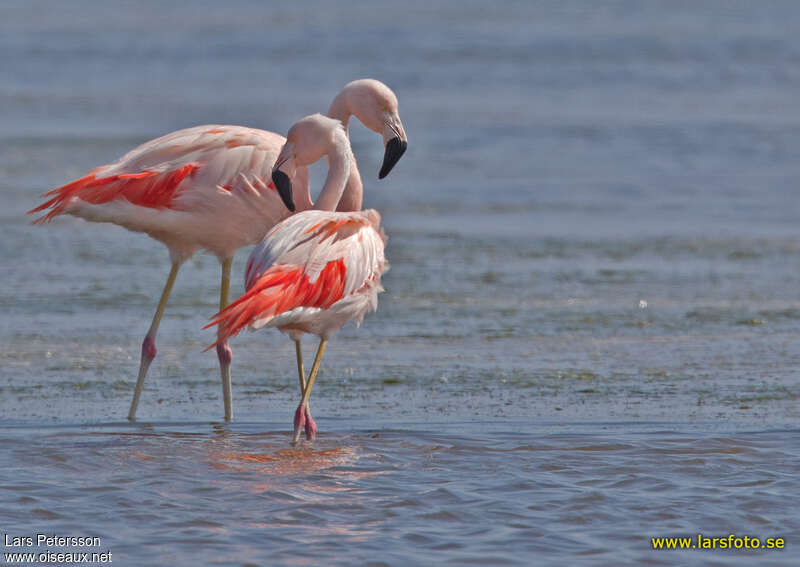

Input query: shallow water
[2,1,800,565]
[2,422,798,566]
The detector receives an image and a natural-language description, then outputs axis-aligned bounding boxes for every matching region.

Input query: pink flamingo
[206,114,389,443]
[27,79,406,422]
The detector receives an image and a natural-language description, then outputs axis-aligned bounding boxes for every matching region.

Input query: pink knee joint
[216,342,233,365]
[141,336,157,361]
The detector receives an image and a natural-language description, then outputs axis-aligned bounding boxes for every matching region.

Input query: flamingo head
[333,79,408,179]
[272,114,350,212]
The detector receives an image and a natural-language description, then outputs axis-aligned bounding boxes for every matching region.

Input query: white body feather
[47,125,312,263]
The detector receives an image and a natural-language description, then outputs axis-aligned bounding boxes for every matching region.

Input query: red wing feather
[205,259,346,348]
[27,163,200,223]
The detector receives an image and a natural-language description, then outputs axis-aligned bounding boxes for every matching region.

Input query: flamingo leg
[292,337,316,441]
[294,338,306,392]
[128,262,180,421]
[217,258,234,422]
[293,339,327,443]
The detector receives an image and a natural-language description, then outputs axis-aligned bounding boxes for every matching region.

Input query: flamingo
[206,114,388,443]
[27,79,406,422]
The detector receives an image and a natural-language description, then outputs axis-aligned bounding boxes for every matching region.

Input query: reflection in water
[1,424,798,566]
[210,446,357,476]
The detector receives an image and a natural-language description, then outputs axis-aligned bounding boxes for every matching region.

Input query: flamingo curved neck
[337,156,363,212]
[327,93,362,211]
[327,94,351,131]
[313,139,352,212]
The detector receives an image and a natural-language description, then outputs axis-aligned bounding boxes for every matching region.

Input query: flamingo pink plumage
[206,114,389,442]
[27,79,406,422]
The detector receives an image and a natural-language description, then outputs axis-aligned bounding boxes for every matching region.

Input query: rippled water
[3,423,799,566]
[2,1,800,565]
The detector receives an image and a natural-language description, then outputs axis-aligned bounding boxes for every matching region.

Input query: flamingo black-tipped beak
[272,170,295,212]
[378,137,407,179]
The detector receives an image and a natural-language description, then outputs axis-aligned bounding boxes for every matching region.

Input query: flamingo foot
[292,405,306,444]
[304,406,317,441]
